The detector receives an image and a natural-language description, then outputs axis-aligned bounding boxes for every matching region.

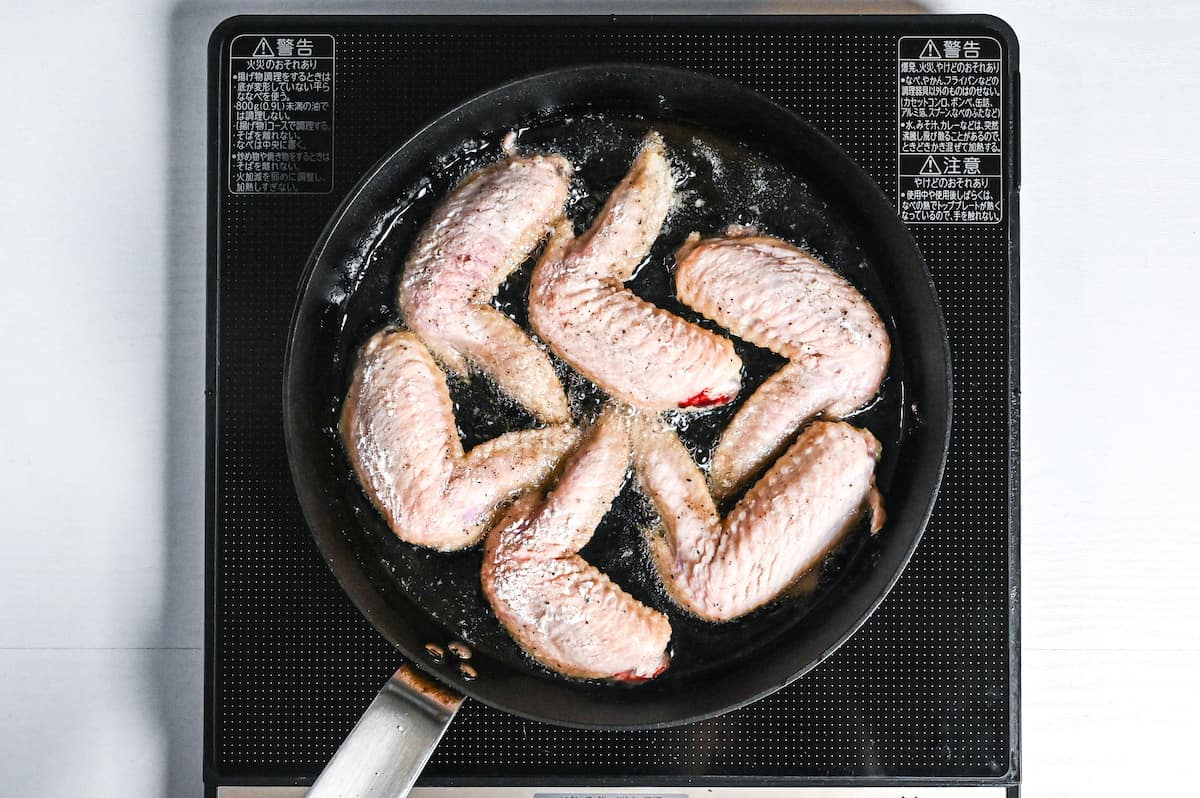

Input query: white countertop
[2,1,1197,795]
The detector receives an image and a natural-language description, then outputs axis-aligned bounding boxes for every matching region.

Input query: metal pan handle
[307,665,463,798]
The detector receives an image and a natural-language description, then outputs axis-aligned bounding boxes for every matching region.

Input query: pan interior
[315,109,911,690]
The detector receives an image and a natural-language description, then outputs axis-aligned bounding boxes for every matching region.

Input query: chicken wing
[399,137,572,424]
[675,232,889,499]
[483,408,672,680]
[341,329,579,551]
[529,133,742,411]
[633,413,883,622]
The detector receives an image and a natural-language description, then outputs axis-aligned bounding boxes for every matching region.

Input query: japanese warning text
[898,36,1003,224]
[228,34,334,194]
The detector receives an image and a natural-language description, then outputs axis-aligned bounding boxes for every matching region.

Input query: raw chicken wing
[483,409,672,680]
[633,413,883,622]
[341,330,578,551]
[400,137,572,423]
[675,232,889,499]
[529,133,742,411]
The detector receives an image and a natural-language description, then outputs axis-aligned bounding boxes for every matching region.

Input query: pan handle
[307,664,464,798]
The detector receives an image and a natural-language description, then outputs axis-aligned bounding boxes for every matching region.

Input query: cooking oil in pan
[327,111,909,685]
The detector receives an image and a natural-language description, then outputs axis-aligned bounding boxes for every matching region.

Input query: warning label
[228,34,335,194]
[898,36,1003,224]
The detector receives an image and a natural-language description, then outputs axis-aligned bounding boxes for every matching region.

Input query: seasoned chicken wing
[529,133,742,411]
[633,413,883,622]
[482,408,672,680]
[399,137,572,424]
[675,232,889,499]
[341,330,579,551]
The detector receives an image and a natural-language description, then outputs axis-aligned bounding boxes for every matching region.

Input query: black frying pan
[284,64,950,796]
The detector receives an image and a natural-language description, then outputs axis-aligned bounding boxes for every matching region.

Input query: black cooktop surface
[206,13,1019,791]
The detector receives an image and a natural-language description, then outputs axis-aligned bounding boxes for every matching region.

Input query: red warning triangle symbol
[919,39,942,59]
[251,37,275,58]
[919,156,942,175]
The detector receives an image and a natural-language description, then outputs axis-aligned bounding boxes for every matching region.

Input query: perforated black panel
[207,15,1018,787]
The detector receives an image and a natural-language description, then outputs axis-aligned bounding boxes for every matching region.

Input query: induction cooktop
[205,13,1020,797]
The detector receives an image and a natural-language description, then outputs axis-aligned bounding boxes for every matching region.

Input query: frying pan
[284,64,951,797]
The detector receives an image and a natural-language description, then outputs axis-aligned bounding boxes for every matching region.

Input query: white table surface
[2,1,1197,795]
